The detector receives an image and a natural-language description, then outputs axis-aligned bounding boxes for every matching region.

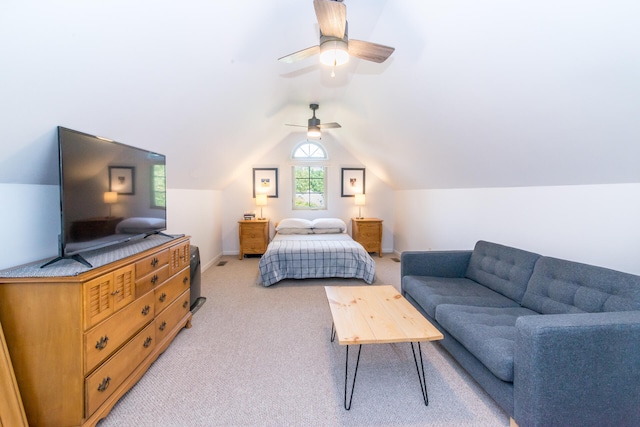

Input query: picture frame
[341,168,365,197]
[109,166,135,195]
[253,167,278,198]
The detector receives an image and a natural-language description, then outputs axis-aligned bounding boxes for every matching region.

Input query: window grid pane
[294,165,326,209]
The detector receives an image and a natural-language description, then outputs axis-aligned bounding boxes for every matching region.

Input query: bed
[257,218,376,287]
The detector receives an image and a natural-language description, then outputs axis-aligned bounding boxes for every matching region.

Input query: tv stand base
[40,254,92,269]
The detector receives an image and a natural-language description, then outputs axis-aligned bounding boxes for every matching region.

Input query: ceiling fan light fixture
[319,40,349,66]
[307,124,322,138]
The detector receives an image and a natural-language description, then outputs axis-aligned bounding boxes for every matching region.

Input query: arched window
[292,141,327,209]
[292,141,328,160]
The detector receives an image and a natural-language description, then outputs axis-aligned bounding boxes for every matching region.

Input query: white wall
[393,183,640,275]
[166,189,222,271]
[0,183,60,269]
[221,134,395,256]
[0,184,221,271]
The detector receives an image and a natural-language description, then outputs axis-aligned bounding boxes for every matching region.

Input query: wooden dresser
[351,218,383,257]
[238,219,269,259]
[0,236,192,427]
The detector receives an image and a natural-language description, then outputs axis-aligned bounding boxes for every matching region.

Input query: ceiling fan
[278,0,395,68]
[286,103,341,138]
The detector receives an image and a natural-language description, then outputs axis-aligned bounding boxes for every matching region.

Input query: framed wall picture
[341,168,365,197]
[253,168,278,198]
[109,166,135,195]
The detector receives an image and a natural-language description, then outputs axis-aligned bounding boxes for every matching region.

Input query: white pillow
[277,228,314,235]
[275,218,313,230]
[311,218,347,232]
[312,228,344,234]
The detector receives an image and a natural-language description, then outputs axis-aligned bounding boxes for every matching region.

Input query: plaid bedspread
[258,234,376,287]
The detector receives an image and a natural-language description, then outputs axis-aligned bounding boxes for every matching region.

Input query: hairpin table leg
[410,342,429,405]
[344,344,363,410]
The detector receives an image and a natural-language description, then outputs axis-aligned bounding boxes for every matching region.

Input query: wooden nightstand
[351,218,383,257]
[238,219,270,259]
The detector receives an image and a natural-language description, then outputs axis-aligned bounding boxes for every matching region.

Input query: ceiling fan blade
[348,39,395,63]
[319,122,341,129]
[278,45,320,63]
[285,124,307,128]
[314,0,346,39]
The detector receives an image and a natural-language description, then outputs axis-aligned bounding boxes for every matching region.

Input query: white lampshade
[256,193,267,219]
[255,194,267,206]
[103,191,118,204]
[319,40,349,67]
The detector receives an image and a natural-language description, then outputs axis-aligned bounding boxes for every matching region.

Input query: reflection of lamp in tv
[354,193,366,219]
[256,194,267,220]
[104,191,118,217]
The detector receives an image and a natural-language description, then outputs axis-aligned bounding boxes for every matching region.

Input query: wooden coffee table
[325,285,444,409]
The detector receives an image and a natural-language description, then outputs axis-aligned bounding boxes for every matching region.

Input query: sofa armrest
[400,250,472,278]
[514,311,640,426]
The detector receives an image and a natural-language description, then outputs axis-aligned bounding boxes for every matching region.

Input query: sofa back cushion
[465,241,541,304]
[522,256,640,314]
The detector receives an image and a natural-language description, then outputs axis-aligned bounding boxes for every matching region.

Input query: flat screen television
[43,127,167,268]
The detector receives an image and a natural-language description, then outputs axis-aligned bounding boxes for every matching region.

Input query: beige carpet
[97,255,510,426]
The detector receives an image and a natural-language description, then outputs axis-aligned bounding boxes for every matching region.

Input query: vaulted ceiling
[2,1,639,191]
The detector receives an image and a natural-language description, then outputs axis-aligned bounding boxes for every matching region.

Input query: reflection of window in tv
[152,164,166,208]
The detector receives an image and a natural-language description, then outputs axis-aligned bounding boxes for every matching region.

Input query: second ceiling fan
[286,104,341,138]
[278,0,395,68]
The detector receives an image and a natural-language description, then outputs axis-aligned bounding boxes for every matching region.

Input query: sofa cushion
[402,275,520,319]
[436,304,539,382]
[465,241,541,305]
[521,256,640,315]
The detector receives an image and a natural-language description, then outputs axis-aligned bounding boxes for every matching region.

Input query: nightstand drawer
[351,218,383,257]
[238,219,269,259]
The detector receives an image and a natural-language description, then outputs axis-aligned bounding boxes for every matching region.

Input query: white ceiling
[2,0,640,190]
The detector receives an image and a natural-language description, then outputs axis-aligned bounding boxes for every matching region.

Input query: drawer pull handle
[159,292,167,302]
[159,321,167,331]
[183,276,188,285]
[141,305,151,316]
[110,289,120,296]
[183,300,189,309]
[97,376,111,392]
[143,336,153,348]
[95,336,109,350]
[151,274,158,285]
[151,257,158,267]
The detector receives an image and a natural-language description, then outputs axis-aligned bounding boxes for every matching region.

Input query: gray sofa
[401,240,640,427]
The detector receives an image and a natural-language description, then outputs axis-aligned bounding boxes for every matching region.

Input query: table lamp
[103,191,118,217]
[354,193,366,219]
[256,194,267,220]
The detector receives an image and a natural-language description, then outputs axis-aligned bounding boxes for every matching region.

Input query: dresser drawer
[156,289,190,344]
[136,264,170,297]
[155,268,190,314]
[84,292,155,374]
[135,249,170,279]
[85,322,156,416]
